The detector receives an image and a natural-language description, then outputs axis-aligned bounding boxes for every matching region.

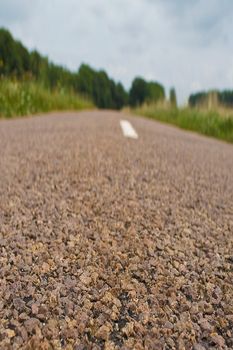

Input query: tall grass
[0,78,93,118]
[134,103,233,143]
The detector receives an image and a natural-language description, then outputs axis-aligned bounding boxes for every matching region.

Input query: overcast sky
[0,0,232,103]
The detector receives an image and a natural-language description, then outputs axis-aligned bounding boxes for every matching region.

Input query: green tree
[189,92,207,107]
[76,64,95,97]
[129,77,165,107]
[30,50,42,79]
[1,27,172,110]
[129,77,148,107]
[170,87,177,108]
[76,64,128,109]
[15,41,30,73]
[0,28,24,76]
[147,82,165,103]
[111,82,128,110]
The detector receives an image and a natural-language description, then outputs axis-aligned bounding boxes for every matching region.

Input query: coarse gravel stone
[0,111,233,349]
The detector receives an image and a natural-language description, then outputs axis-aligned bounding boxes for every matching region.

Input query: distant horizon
[1,0,233,104]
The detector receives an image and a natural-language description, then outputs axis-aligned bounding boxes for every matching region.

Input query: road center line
[120,120,138,139]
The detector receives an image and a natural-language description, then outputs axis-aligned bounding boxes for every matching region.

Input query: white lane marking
[120,120,138,139]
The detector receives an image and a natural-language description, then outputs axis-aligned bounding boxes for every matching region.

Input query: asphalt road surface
[0,111,233,350]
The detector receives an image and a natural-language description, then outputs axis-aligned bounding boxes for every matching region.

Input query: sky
[0,0,233,104]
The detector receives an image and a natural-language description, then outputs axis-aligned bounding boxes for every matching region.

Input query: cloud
[0,0,233,103]
[0,0,35,23]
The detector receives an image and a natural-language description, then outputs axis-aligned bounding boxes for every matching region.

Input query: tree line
[0,28,166,109]
[189,90,233,108]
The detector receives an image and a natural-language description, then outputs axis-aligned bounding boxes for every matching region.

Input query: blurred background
[0,0,233,142]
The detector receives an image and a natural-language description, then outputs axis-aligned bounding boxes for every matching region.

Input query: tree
[129,77,148,107]
[218,90,233,107]
[111,82,128,110]
[76,64,128,109]
[0,27,170,110]
[129,77,165,107]
[189,92,207,107]
[0,28,24,76]
[169,87,177,108]
[147,82,165,103]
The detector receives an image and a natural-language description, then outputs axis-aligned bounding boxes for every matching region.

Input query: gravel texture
[0,111,233,350]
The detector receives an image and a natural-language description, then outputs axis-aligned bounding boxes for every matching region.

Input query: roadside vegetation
[132,86,233,143]
[0,28,165,116]
[1,26,233,144]
[134,102,233,143]
[0,28,128,112]
[0,78,93,118]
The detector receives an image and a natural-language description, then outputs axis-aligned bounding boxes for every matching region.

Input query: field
[0,78,93,118]
[134,103,233,143]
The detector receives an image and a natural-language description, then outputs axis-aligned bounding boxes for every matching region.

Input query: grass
[0,78,94,118]
[133,103,233,143]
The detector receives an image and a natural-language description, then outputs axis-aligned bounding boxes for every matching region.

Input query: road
[0,110,233,350]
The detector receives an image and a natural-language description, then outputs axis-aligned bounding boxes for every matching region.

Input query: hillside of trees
[189,90,233,108]
[0,28,165,109]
